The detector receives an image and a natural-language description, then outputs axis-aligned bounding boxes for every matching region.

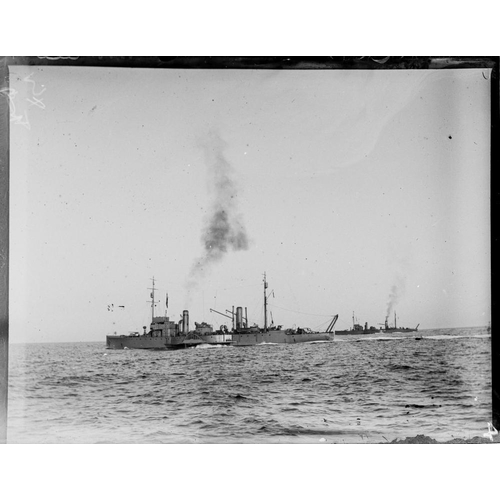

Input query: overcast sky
[8,65,491,343]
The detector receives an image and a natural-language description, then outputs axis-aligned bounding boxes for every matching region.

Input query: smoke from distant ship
[187,132,249,291]
[386,274,406,318]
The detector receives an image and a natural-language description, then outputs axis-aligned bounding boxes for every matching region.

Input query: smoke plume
[386,274,406,318]
[188,132,249,287]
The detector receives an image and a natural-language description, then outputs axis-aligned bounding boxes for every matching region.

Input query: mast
[148,276,156,323]
[263,272,268,332]
[263,273,268,332]
[394,311,397,329]
[352,311,355,329]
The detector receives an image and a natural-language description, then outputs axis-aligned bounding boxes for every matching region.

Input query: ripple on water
[6,328,492,443]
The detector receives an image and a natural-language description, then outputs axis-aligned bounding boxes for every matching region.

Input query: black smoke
[188,132,249,285]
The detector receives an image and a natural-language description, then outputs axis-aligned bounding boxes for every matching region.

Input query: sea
[6,326,492,444]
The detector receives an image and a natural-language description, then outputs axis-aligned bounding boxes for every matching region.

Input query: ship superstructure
[335,312,380,335]
[106,278,232,350]
[210,273,337,346]
[380,311,419,333]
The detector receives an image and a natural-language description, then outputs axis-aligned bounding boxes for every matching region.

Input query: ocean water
[6,326,491,444]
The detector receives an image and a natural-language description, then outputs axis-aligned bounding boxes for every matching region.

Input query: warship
[210,273,337,347]
[105,278,232,350]
[380,311,419,333]
[334,312,380,335]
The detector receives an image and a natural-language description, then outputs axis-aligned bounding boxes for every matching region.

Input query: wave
[425,334,491,340]
[195,344,228,349]
[7,328,491,444]
[388,364,414,371]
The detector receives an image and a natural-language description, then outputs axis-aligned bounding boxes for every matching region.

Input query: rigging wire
[210,282,262,291]
[270,302,333,317]
[312,318,333,330]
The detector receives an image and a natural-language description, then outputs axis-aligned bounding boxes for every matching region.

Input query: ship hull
[335,330,379,336]
[231,331,333,347]
[182,334,232,346]
[381,328,418,333]
[106,333,232,350]
[106,335,184,350]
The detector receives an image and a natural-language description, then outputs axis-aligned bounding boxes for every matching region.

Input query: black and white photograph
[0,55,497,500]
[2,56,494,446]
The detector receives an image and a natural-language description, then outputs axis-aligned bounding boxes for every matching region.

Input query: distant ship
[379,312,419,333]
[106,278,232,350]
[335,312,380,335]
[210,273,337,347]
